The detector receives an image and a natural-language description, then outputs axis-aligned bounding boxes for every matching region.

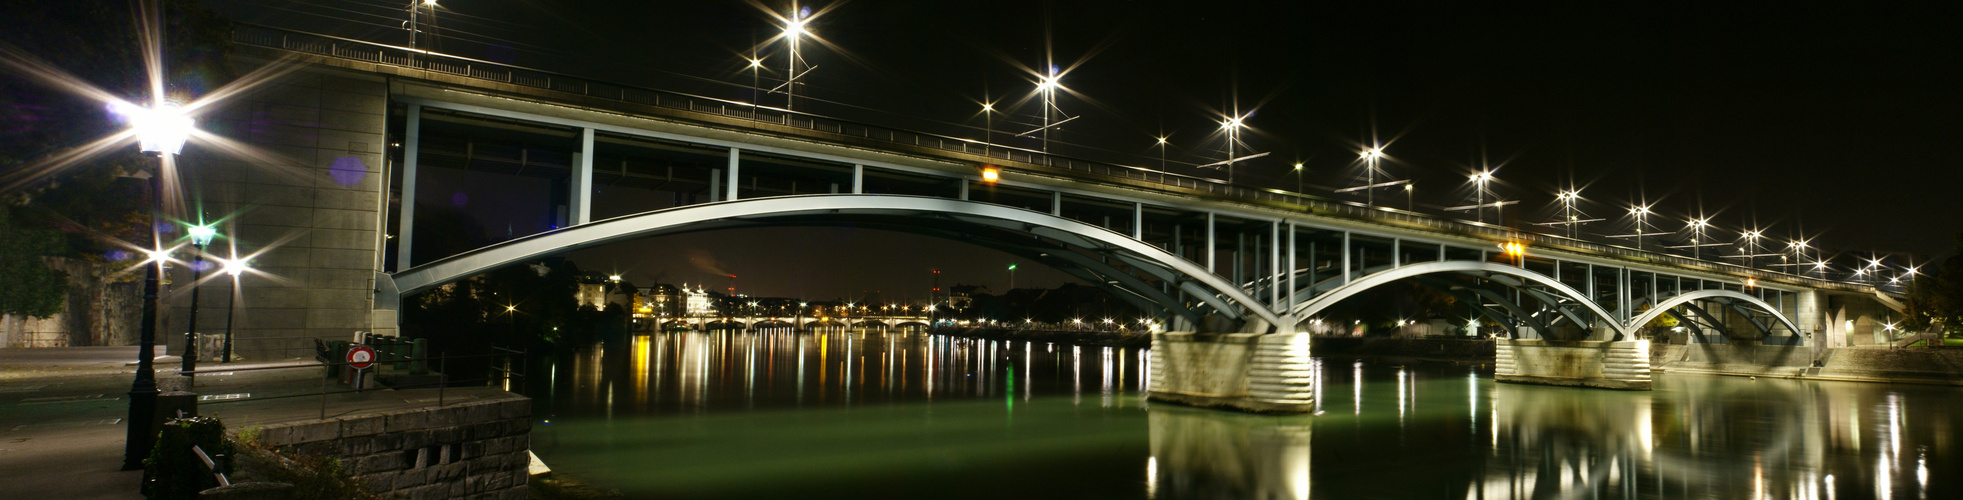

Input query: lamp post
[406,0,439,51]
[1740,230,1763,270]
[181,222,217,383]
[1687,218,1710,261]
[981,102,994,159]
[1360,147,1384,207]
[1404,183,1414,212]
[782,4,811,110]
[1293,162,1304,194]
[1158,136,1170,173]
[1787,239,1809,277]
[1470,169,1495,224]
[1007,263,1017,291]
[1555,190,1581,239]
[220,256,247,363]
[1628,204,1651,250]
[1036,66,1061,153]
[120,98,193,470]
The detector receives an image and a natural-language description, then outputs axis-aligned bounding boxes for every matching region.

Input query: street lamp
[219,255,248,363]
[181,221,217,383]
[1360,147,1384,207]
[120,97,196,470]
[1404,183,1414,211]
[1007,263,1017,290]
[406,0,439,52]
[781,3,813,110]
[1628,204,1652,250]
[981,101,995,159]
[1200,113,1265,184]
[1158,136,1170,172]
[1470,169,1495,224]
[1740,230,1763,269]
[1293,162,1304,194]
[1686,218,1710,260]
[1036,66,1061,153]
[1555,190,1582,238]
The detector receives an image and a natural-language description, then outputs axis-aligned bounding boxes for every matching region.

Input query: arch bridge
[201,27,1897,413]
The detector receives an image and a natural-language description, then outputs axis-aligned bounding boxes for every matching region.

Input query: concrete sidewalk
[0,347,520,500]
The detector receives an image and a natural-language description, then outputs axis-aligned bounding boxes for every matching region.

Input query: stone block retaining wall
[248,398,531,499]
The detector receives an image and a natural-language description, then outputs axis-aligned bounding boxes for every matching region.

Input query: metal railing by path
[186,345,528,420]
[228,24,1881,293]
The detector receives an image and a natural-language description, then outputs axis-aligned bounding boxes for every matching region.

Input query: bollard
[410,338,428,375]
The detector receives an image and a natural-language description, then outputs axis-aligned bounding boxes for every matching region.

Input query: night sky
[210,0,1961,299]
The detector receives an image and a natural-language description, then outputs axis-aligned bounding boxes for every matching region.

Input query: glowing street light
[1037,66,1062,153]
[1157,136,1170,172]
[1554,189,1583,238]
[1471,169,1496,223]
[1787,239,1810,277]
[180,221,218,385]
[981,101,996,159]
[1361,147,1384,207]
[1628,204,1652,250]
[781,3,813,109]
[1739,229,1763,269]
[405,0,440,52]
[1293,162,1304,194]
[1196,113,1267,184]
[1500,242,1527,267]
[1686,218,1711,260]
[115,101,194,156]
[219,255,249,363]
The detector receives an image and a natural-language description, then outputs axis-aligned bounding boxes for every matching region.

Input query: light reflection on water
[525,329,1963,499]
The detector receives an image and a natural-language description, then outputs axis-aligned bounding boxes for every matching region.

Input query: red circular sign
[346,346,377,370]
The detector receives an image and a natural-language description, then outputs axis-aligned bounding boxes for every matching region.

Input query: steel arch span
[1285,261,1632,340]
[384,194,1287,331]
[1624,289,1802,340]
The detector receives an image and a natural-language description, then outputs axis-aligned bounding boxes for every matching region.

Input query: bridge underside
[388,195,1288,333]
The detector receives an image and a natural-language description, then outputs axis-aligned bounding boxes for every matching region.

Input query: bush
[142,416,233,499]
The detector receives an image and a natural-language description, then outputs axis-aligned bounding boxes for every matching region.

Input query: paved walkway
[0,347,520,500]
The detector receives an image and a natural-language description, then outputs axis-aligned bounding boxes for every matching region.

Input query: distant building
[680,283,716,316]
[575,274,635,311]
[638,284,681,319]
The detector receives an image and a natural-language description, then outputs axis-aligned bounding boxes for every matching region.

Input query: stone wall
[249,398,531,499]
[1663,343,1815,377]
[0,257,141,348]
[1495,339,1651,390]
[168,61,392,360]
[1148,331,1313,413]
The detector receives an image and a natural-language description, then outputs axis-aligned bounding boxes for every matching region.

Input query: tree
[0,1,233,317]
[1904,233,1963,335]
[0,208,67,317]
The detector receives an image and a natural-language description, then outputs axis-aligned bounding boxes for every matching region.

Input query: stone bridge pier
[1147,332,1315,413]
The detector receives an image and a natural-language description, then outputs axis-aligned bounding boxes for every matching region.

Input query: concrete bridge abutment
[1495,338,1652,390]
[1147,331,1314,413]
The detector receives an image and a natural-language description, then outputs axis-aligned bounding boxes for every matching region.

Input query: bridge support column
[1148,331,1313,413]
[1494,338,1651,390]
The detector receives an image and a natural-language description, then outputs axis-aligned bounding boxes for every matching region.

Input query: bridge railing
[230,25,1875,293]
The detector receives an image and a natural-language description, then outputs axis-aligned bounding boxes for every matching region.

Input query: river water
[524,328,1962,499]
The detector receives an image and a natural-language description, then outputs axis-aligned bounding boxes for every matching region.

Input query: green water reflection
[525,329,1962,499]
